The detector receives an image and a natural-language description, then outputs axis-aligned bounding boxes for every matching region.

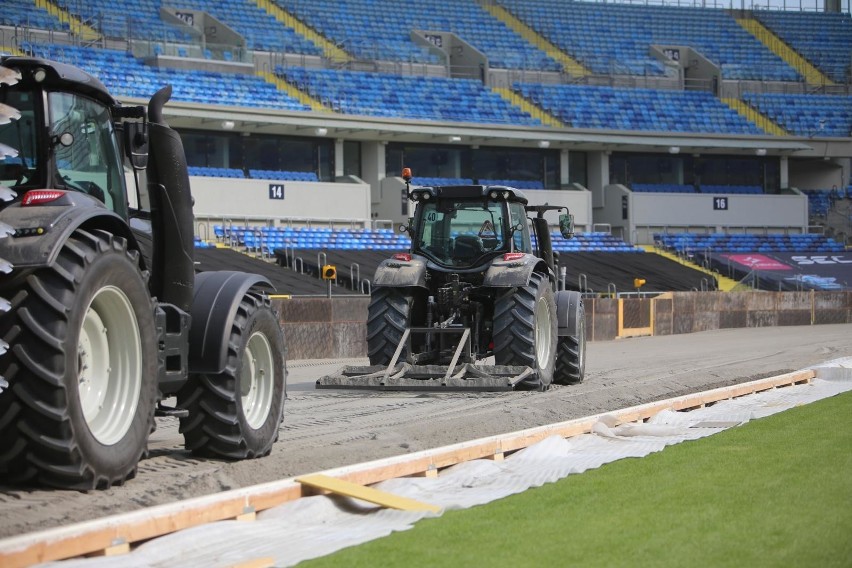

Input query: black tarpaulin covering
[558,252,716,293]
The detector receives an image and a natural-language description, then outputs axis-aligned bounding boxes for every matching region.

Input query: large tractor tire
[178,293,285,459]
[0,229,158,489]
[366,287,414,366]
[554,301,586,385]
[493,272,558,390]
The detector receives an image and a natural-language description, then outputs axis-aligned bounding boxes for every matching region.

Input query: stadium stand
[655,232,846,253]
[249,170,320,181]
[188,167,246,178]
[277,66,541,125]
[56,0,192,42]
[742,93,852,137]
[2,0,68,32]
[754,11,852,83]
[480,179,545,189]
[697,185,763,195]
[412,177,475,186]
[274,0,561,70]
[632,184,696,193]
[165,0,322,55]
[514,83,765,134]
[215,225,640,254]
[498,0,801,80]
[19,43,311,111]
[803,189,834,218]
[545,232,642,253]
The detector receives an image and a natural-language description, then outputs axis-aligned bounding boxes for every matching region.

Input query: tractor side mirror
[124,121,149,171]
[398,217,414,237]
[559,213,574,239]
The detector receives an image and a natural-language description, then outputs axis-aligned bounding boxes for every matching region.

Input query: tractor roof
[408,184,529,204]
[1,56,116,108]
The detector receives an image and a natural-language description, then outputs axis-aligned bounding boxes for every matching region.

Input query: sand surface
[0,324,849,539]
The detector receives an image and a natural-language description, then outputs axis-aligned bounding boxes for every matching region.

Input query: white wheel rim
[240,331,275,429]
[534,296,552,370]
[78,285,142,445]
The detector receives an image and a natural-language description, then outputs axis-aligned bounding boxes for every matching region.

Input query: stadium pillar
[334,138,345,178]
[560,149,570,187]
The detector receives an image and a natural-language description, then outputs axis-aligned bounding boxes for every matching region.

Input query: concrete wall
[276,296,370,360]
[190,176,370,224]
[272,291,851,359]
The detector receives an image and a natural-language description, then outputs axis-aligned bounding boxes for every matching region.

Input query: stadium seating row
[499,0,802,80]
[742,93,852,137]
[277,66,540,125]
[756,11,852,83]
[411,178,545,189]
[213,226,641,253]
[655,232,845,253]
[515,83,764,134]
[632,184,763,194]
[21,43,310,112]
[187,167,320,181]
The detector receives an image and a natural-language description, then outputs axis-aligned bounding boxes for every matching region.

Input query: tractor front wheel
[178,293,285,459]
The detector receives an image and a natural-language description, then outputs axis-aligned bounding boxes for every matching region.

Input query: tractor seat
[453,235,483,260]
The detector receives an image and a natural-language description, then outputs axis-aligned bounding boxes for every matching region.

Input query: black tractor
[0,57,287,489]
[318,169,585,391]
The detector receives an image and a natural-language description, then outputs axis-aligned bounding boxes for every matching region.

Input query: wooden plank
[228,557,275,568]
[0,368,816,567]
[88,540,129,557]
[296,474,441,513]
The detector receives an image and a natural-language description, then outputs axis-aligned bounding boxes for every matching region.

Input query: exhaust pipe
[145,86,195,313]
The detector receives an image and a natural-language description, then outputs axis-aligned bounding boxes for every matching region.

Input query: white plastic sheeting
[43,358,852,568]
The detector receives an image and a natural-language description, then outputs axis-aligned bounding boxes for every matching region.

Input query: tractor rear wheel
[554,301,586,385]
[366,287,414,366]
[493,272,557,389]
[0,229,158,489]
[178,292,285,459]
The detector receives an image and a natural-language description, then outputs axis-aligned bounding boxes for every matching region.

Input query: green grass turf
[303,390,852,568]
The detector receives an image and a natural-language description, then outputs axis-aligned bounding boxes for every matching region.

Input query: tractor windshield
[416,199,508,267]
[48,91,127,217]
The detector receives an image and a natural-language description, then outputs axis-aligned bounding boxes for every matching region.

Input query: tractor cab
[408,184,532,269]
[0,56,143,219]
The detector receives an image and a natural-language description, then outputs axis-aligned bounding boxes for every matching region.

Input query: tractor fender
[483,254,551,288]
[0,194,141,271]
[372,256,428,289]
[188,270,275,374]
[555,290,584,337]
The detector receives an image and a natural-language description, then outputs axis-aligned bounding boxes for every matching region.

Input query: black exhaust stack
[145,86,195,313]
[532,214,555,276]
